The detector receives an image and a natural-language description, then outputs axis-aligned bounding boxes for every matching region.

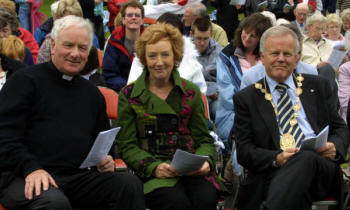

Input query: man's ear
[296,52,301,61]
[259,51,264,59]
[50,38,55,55]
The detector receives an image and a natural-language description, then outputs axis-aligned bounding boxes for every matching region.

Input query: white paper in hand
[300,125,329,151]
[170,149,208,175]
[80,127,120,168]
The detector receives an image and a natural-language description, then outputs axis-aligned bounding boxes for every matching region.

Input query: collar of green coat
[131,69,186,98]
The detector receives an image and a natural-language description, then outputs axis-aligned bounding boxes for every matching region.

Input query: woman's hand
[189,161,210,176]
[153,163,179,178]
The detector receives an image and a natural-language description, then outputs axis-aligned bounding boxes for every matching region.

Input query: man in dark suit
[233,25,349,210]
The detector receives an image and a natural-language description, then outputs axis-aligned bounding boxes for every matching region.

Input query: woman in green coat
[117,23,218,210]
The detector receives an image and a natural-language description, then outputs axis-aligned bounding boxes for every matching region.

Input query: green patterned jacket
[116,69,216,194]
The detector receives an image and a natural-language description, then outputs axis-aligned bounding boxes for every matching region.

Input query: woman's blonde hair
[135,23,183,68]
[55,0,83,20]
[0,35,25,61]
[327,13,342,27]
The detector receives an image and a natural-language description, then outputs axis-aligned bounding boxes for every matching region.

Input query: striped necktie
[276,83,305,147]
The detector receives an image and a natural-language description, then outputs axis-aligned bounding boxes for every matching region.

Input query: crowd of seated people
[0,0,349,209]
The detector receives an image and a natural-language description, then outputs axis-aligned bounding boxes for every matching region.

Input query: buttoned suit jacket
[233,74,349,210]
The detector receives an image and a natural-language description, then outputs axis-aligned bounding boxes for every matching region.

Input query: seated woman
[0,8,33,65]
[0,37,27,90]
[117,23,218,210]
[215,13,272,152]
[324,13,345,46]
[0,35,25,62]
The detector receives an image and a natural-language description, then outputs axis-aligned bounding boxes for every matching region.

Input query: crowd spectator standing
[107,0,128,33]
[103,0,144,92]
[209,0,239,41]
[191,17,222,120]
[322,0,336,15]
[78,0,104,49]
[15,0,31,32]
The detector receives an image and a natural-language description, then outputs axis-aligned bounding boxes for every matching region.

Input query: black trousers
[145,176,218,210]
[264,151,343,210]
[0,170,145,210]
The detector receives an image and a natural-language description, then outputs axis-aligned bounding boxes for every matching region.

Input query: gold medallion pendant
[280,133,296,150]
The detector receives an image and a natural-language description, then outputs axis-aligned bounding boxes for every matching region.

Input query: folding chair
[98,87,128,171]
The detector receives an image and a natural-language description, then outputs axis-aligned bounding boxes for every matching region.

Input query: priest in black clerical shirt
[0,15,145,210]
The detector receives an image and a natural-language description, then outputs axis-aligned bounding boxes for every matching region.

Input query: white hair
[260,25,300,54]
[276,18,290,26]
[306,13,327,26]
[50,1,59,17]
[261,11,276,26]
[51,15,93,50]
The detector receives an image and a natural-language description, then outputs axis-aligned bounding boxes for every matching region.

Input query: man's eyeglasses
[194,37,210,42]
[125,13,142,18]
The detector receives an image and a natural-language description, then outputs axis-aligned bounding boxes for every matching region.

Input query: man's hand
[235,5,241,9]
[189,161,210,176]
[317,142,336,160]
[276,148,298,167]
[24,169,58,200]
[97,155,115,173]
[153,163,179,178]
[316,61,329,69]
[208,92,219,100]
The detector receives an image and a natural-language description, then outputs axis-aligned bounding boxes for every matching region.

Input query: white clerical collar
[62,74,73,81]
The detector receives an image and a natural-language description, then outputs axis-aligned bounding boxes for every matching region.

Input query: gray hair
[51,15,93,50]
[184,2,207,18]
[306,13,327,27]
[260,25,300,54]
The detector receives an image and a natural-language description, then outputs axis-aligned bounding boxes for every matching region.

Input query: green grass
[39,0,55,18]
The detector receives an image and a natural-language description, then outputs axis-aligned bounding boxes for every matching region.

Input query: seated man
[240,23,318,90]
[183,2,228,47]
[191,17,222,120]
[234,25,349,210]
[103,0,144,92]
[291,3,310,35]
[0,15,145,210]
[302,13,333,69]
